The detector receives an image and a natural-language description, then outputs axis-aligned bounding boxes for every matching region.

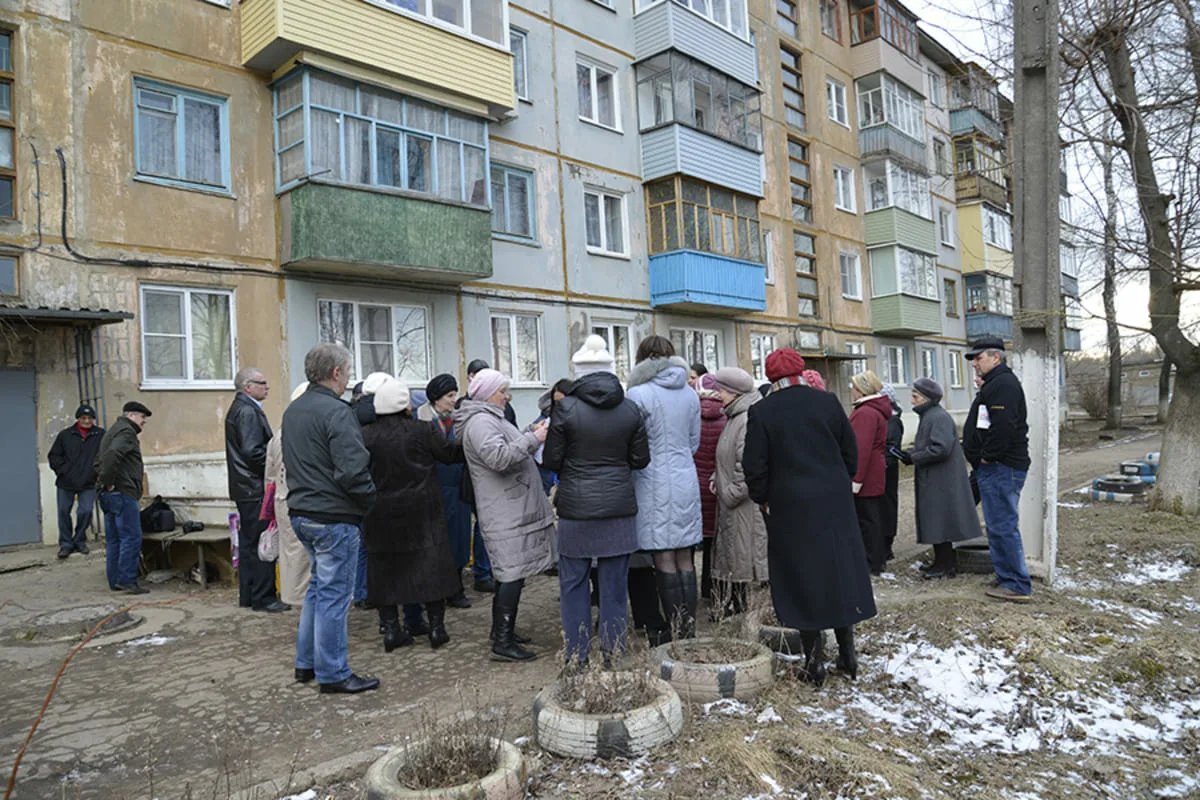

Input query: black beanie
[425,373,459,402]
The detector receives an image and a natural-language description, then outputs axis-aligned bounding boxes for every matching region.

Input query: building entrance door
[0,369,41,546]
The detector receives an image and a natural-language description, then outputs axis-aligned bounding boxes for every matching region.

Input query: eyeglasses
[247,379,268,386]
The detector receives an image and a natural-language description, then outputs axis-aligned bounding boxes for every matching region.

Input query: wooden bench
[143,528,233,588]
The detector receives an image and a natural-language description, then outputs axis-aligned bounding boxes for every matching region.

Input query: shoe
[427,603,450,649]
[319,673,380,694]
[382,622,413,653]
[473,578,498,594]
[57,549,71,560]
[800,631,826,687]
[294,667,315,683]
[922,567,958,580]
[407,618,430,637]
[76,542,90,555]
[490,594,536,662]
[253,600,291,613]
[114,583,149,595]
[447,590,472,609]
[834,627,858,680]
[989,576,1002,587]
[917,562,934,572]
[986,587,1032,603]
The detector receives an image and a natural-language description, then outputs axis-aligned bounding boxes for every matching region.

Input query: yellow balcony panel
[241,0,514,118]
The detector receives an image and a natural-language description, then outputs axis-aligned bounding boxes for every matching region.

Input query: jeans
[292,516,359,684]
[354,535,369,602]
[236,499,277,609]
[977,462,1032,595]
[99,491,141,588]
[559,553,630,665]
[57,487,96,552]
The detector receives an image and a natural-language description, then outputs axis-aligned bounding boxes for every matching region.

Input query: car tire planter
[531,674,684,759]
[1093,475,1149,495]
[743,607,805,657]
[954,542,994,575]
[654,638,775,703]
[364,737,526,800]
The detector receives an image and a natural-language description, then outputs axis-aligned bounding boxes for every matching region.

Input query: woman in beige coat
[265,383,310,606]
[710,367,769,616]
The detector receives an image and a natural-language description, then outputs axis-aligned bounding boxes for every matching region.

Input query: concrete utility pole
[1012,0,1061,584]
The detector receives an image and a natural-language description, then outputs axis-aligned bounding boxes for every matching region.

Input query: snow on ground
[1114,558,1192,585]
[1075,596,1165,627]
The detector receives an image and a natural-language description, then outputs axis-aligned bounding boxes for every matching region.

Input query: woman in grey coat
[897,377,982,578]
[453,369,554,661]
[626,335,702,638]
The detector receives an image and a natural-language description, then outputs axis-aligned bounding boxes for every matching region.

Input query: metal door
[0,369,41,546]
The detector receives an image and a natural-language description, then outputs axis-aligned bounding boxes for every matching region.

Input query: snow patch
[756,706,782,725]
[1114,558,1192,585]
[702,698,752,716]
[277,791,316,800]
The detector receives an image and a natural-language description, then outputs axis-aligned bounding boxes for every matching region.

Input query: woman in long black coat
[361,379,462,651]
[743,349,877,686]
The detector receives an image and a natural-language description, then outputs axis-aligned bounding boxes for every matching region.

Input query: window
[948,350,963,388]
[750,333,776,381]
[983,205,1013,250]
[584,187,627,256]
[846,341,867,375]
[849,0,919,59]
[927,69,945,108]
[318,300,429,384]
[954,135,1006,184]
[511,29,529,101]
[776,0,798,38]
[380,0,505,44]
[864,159,931,218]
[796,252,819,317]
[134,79,229,193]
[938,207,954,246]
[820,0,841,40]
[793,229,815,277]
[591,321,632,383]
[943,277,958,316]
[965,274,1013,315]
[491,312,542,384]
[881,344,909,385]
[635,53,762,150]
[854,72,924,139]
[779,47,806,131]
[577,59,619,130]
[273,70,489,204]
[920,347,937,380]
[0,253,16,295]
[932,137,950,175]
[0,30,14,218]
[590,0,615,8]
[671,328,720,370]
[787,138,812,224]
[140,286,235,387]
[839,251,862,299]
[833,165,856,212]
[645,178,762,261]
[897,247,938,299]
[826,79,848,126]
[491,164,535,239]
[1061,244,1078,277]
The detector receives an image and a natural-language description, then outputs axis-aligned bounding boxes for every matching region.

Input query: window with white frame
[318,299,429,383]
[511,28,529,101]
[839,251,862,299]
[948,350,963,388]
[932,137,950,175]
[938,207,954,246]
[943,277,958,316]
[577,59,619,129]
[491,164,535,239]
[134,79,229,192]
[1060,244,1078,277]
[584,187,627,256]
[864,159,931,218]
[920,346,937,380]
[763,229,775,284]
[833,165,856,212]
[846,341,867,375]
[491,312,542,384]
[825,79,848,126]
[896,247,938,299]
[855,73,924,139]
[983,205,1012,250]
[140,286,235,386]
[591,321,632,383]
[881,344,909,385]
[927,69,945,108]
[670,328,720,370]
[379,0,505,44]
[750,333,776,381]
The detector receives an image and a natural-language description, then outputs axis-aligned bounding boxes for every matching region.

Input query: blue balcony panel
[966,311,1013,341]
[649,249,766,313]
[641,124,764,197]
[950,107,1004,141]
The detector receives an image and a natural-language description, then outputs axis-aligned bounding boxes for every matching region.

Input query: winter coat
[626,356,702,551]
[95,416,144,499]
[744,384,876,631]
[543,372,650,521]
[281,384,376,525]
[361,413,462,605]
[49,424,105,492]
[453,399,554,582]
[265,435,309,606]
[884,402,904,466]
[713,391,769,583]
[695,396,726,539]
[910,401,983,546]
[963,363,1031,470]
[225,392,273,503]
[849,394,891,497]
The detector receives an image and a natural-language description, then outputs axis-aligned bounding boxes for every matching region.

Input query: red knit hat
[765,348,806,382]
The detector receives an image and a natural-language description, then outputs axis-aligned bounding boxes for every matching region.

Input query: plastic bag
[258,520,279,562]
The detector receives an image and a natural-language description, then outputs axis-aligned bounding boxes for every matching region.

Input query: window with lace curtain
[140,286,235,387]
[134,79,229,193]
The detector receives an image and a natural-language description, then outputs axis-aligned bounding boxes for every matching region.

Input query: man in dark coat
[49,404,104,559]
[225,367,286,613]
[96,401,152,594]
[744,349,876,686]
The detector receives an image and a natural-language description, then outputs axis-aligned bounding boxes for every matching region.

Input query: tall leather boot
[655,571,684,641]
[491,581,536,662]
[678,570,698,639]
[426,601,450,649]
[488,591,531,645]
[379,606,412,653]
[834,626,858,680]
[800,630,826,686]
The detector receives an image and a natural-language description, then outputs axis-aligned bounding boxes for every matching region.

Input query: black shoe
[917,562,934,572]
[473,578,498,594]
[253,600,291,613]
[800,631,827,687]
[294,667,315,683]
[407,618,430,637]
[922,567,957,580]
[834,627,858,680]
[382,623,413,653]
[115,583,149,595]
[76,542,90,555]
[319,673,380,694]
[491,599,536,662]
[57,549,71,560]
[447,590,472,609]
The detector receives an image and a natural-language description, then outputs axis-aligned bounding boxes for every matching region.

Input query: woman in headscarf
[453,369,555,661]
[710,367,768,617]
[879,383,905,565]
[744,349,876,685]
[849,371,891,577]
[265,382,311,607]
[694,373,726,604]
[801,369,827,391]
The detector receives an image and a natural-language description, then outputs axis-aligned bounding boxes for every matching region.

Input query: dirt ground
[2,429,1194,800]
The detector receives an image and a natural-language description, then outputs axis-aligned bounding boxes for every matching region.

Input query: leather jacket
[225,392,273,502]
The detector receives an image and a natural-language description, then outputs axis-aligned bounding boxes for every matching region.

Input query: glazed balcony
[633,0,757,88]
[649,250,766,313]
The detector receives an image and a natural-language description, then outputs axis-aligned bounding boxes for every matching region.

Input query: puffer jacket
[626,356,702,551]
[849,394,891,497]
[543,372,650,520]
[49,423,105,492]
[225,392,273,502]
[695,395,726,539]
[713,391,769,582]
[95,416,144,499]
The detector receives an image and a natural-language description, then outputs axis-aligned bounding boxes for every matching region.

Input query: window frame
[316,298,432,385]
[584,185,629,257]
[839,250,862,300]
[370,0,509,47]
[833,165,856,212]
[948,350,963,388]
[787,137,812,224]
[510,27,530,102]
[670,327,722,370]
[881,344,909,386]
[139,284,237,390]
[0,28,15,220]
[0,252,18,296]
[750,332,777,382]
[845,341,867,376]
[489,310,544,387]
[825,78,849,127]
[490,162,536,241]
[919,346,937,381]
[927,69,945,108]
[576,58,622,132]
[820,0,841,41]
[776,0,799,38]
[938,206,954,246]
[983,205,1013,251]
[779,46,806,131]
[133,77,232,195]
[943,277,958,316]
[590,319,634,383]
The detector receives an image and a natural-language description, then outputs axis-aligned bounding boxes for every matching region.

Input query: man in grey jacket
[282,344,379,694]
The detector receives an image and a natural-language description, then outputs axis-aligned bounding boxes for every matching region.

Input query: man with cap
[95,401,152,594]
[49,404,105,559]
[962,336,1032,603]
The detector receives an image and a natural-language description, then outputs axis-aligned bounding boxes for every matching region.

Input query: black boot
[491,581,536,662]
[923,542,958,579]
[800,630,827,686]
[834,626,858,680]
[488,591,531,645]
[655,571,685,640]
[426,601,450,649]
[678,570,698,639]
[379,606,412,653]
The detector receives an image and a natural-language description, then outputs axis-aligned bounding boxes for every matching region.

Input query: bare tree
[1099,141,1124,429]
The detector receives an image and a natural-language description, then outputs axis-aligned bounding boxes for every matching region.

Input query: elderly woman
[744,349,876,686]
[454,368,554,661]
[360,379,462,651]
[710,367,768,617]
[849,371,891,577]
[626,335,702,639]
[264,383,311,607]
[896,377,982,578]
[880,383,904,566]
[694,373,726,603]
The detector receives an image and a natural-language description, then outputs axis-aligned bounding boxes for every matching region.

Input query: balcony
[240,0,514,117]
[864,207,937,252]
[279,182,493,283]
[641,125,763,197]
[955,172,1008,207]
[966,311,1013,341]
[633,0,757,87]
[1063,328,1082,351]
[871,295,941,336]
[949,108,1004,142]
[1061,272,1080,298]
[649,250,766,313]
[859,125,926,168]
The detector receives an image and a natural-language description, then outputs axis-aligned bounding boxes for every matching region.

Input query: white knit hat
[361,371,393,396]
[289,382,309,402]
[572,334,616,377]
[373,379,410,415]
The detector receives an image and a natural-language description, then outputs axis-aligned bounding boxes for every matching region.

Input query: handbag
[258,520,279,562]
[259,482,277,523]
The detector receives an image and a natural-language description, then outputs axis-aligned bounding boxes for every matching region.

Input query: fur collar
[627,355,690,389]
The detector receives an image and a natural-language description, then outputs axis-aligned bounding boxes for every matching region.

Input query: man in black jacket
[49,404,105,559]
[962,337,1033,603]
[226,367,287,613]
[96,401,152,594]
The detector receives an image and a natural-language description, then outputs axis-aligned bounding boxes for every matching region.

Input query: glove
[888,445,913,466]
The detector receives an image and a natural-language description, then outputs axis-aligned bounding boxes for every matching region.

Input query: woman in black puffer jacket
[543,335,650,666]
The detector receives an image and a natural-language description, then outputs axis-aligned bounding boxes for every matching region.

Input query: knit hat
[468,368,509,403]
[850,371,883,396]
[362,372,392,396]
[289,382,309,402]
[912,376,944,404]
[572,334,617,377]
[713,367,755,395]
[373,379,411,415]
[765,348,806,382]
[802,369,826,391]
[880,383,897,403]
[75,404,97,419]
[425,373,458,403]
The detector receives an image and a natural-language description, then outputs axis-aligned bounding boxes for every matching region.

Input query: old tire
[743,607,805,656]
[532,673,683,759]
[1093,475,1148,495]
[654,637,775,703]
[954,542,994,575]
[365,737,525,800]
